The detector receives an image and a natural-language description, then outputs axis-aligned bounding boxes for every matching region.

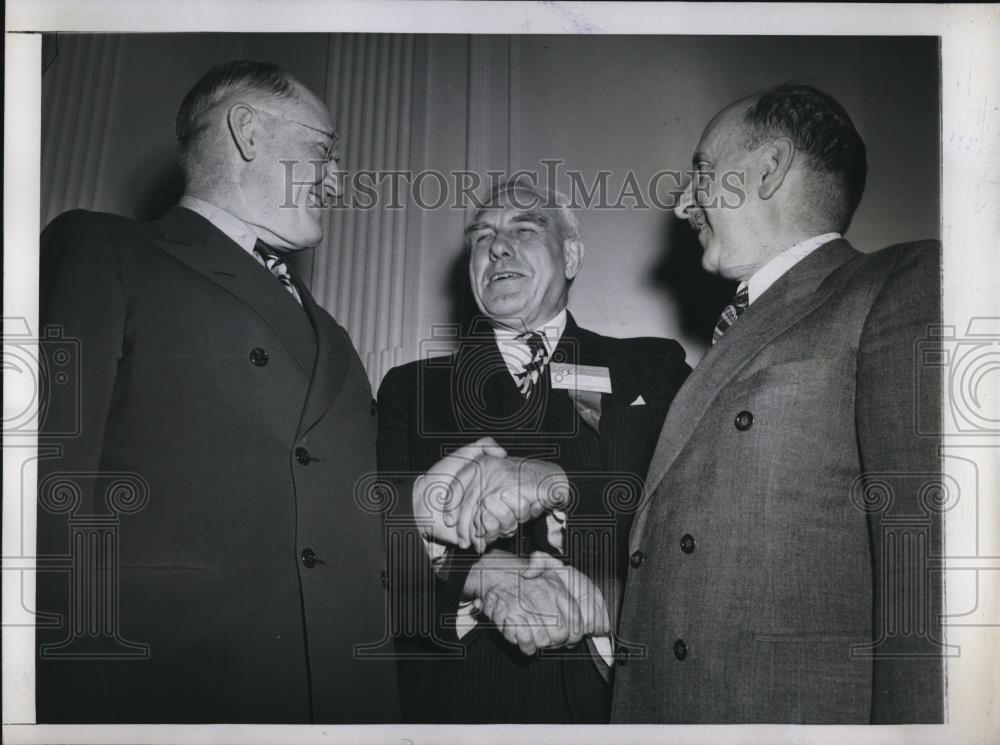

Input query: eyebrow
[511,211,549,227]
[692,150,710,167]
[464,220,494,235]
[297,119,337,141]
[464,209,550,235]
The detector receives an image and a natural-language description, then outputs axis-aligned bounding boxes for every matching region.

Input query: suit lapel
[295,282,353,438]
[433,321,529,433]
[437,314,597,441]
[538,347,579,444]
[548,315,606,436]
[633,240,860,544]
[151,206,316,380]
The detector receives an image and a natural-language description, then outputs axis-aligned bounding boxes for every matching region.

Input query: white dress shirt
[178,195,262,256]
[744,232,842,305]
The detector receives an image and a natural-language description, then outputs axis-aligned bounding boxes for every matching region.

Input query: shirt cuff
[454,600,479,639]
[421,533,448,570]
[547,509,566,553]
[592,634,615,666]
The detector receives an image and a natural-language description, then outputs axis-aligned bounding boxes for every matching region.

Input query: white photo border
[4,2,999,744]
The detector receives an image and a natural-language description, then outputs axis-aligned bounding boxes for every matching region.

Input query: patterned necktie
[513,331,549,399]
[712,282,749,344]
[254,239,302,305]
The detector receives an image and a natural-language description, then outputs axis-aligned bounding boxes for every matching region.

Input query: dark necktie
[513,331,549,399]
[712,282,749,344]
[254,239,302,305]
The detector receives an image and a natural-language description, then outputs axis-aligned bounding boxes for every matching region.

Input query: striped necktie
[253,239,302,305]
[712,282,749,344]
[513,331,549,399]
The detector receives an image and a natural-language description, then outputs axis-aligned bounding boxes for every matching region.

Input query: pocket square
[630,395,646,406]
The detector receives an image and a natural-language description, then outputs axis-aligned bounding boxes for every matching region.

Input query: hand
[476,551,610,656]
[453,456,572,553]
[412,437,508,547]
[521,551,611,639]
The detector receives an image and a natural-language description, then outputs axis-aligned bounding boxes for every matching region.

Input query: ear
[758,136,794,200]
[563,239,585,280]
[227,103,258,162]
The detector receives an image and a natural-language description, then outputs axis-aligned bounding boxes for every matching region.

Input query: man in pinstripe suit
[377,178,690,722]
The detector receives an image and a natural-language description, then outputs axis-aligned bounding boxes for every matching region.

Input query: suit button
[673,639,688,660]
[616,646,630,666]
[680,534,695,554]
[249,347,269,366]
[295,447,311,465]
[301,548,317,568]
[735,410,754,431]
[370,399,378,416]
[381,569,390,589]
[629,550,645,568]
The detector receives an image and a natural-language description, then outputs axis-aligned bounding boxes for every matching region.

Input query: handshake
[412,436,572,554]
[411,437,610,656]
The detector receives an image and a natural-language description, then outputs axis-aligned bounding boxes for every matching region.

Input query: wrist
[461,550,523,600]
[529,461,570,509]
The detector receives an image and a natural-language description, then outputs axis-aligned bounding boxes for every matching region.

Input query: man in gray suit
[612,84,944,723]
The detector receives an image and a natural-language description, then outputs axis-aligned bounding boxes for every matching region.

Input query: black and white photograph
[3,2,998,744]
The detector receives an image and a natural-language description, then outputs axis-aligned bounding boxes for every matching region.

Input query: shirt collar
[493,309,568,378]
[746,232,841,304]
[179,195,261,256]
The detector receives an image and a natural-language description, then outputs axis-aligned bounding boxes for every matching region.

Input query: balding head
[738,84,867,233]
[175,60,341,250]
[674,84,867,280]
[176,60,300,186]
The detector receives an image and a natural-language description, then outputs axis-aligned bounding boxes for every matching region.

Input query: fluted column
[310,34,418,391]
[41,34,122,226]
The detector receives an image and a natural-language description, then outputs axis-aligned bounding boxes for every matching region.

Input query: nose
[674,176,694,220]
[488,234,514,261]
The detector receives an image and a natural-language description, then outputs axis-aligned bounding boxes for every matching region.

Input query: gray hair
[468,176,580,244]
[175,59,299,175]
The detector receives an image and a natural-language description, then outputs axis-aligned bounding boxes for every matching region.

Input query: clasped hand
[476,551,611,656]
[412,437,571,553]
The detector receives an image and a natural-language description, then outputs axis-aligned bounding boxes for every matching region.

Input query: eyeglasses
[249,104,343,164]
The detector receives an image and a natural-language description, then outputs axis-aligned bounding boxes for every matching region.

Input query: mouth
[307,190,324,208]
[488,271,525,285]
[687,211,707,232]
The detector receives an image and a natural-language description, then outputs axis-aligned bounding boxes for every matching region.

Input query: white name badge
[550,363,613,394]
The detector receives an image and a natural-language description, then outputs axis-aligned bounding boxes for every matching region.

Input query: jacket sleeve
[37,211,130,524]
[36,211,129,650]
[856,241,944,723]
[376,364,476,648]
[561,337,690,633]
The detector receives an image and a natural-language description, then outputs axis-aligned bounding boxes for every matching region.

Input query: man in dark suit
[36,60,399,723]
[612,84,944,723]
[377,178,691,722]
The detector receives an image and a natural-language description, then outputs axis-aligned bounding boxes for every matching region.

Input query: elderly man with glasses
[36,60,397,724]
